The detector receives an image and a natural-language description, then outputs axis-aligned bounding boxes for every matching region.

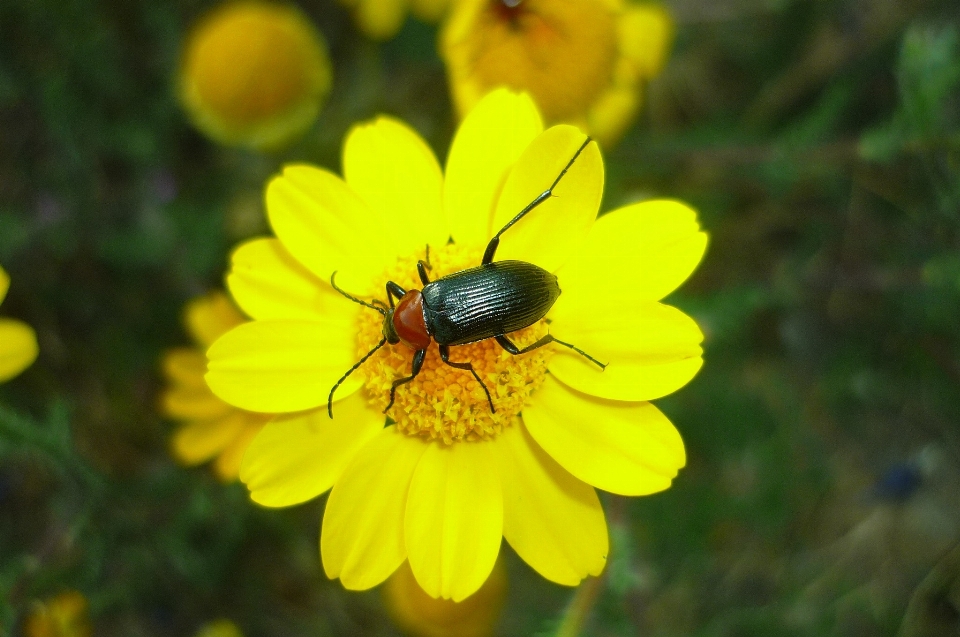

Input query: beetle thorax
[391,290,431,350]
[355,243,555,444]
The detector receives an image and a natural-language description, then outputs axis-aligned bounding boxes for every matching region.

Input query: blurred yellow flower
[337,0,452,40]
[194,619,244,637]
[161,292,269,481]
[384,560,506,637]
[0,265,38,383]
[206,89,705,600]
[441,0,674,146]
[23,591,91,637]
[179,1,332,150]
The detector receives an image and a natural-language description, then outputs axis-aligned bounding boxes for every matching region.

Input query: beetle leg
[384,348,427,413]
[495,334,606,369]
[386,281,407,308]
[439,345,495,413]
[416,245,433,285]
[417,260,431,286]
[482,136,592,265]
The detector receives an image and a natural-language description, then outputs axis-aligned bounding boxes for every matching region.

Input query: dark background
[1,0,959,634]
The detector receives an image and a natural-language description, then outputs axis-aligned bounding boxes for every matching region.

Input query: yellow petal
[161,385,235,421]
[343,116,448,258]
[206,319,360,412]
[0,265,9,305]
[444,89,543,245]
[0,319,38,382]
[161,348,208,388]
[405,441,503,601]
[549,298,703,402]
[194,618,244,637]
[556,199,707,303]
[227,237,355,321]
[23,590,91,637]
[184,291,246,348]
[266,164,394,294]
[383,559,508,637]
[494,422,607,585]
[353,0,406,40]
[619,4,674,79]
[240,394,384,507]
[322,427,428,590]
[586,83,640,148]
[410,0,449,22]
[213,418,266,482]
[490,125,602,272]
[170,410,248,466]
[523,376,685,495]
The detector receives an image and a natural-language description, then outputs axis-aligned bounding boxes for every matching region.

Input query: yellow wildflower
[441,0,674,146]
[179,1,332,150]
[0,265,38,383]
[384,560,506,637]
[195,619,244,637]
[23,591,91,637]
[337,0,452,40]
[206,89,706,600]
[161,292,269,481]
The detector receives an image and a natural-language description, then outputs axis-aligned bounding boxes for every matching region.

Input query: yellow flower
[161,292,269,481]
[384,560,506,637]
[194,619,244,637]
[179,1,332,150]
[337,0,452,40]
[23,591,91,637]
[0,265,38,383]
[441,0,674,146]
[206,89,706,600]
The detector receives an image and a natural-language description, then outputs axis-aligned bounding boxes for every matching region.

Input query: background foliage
[1,0,960,635]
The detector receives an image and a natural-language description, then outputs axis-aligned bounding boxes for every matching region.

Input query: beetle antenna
[548,135,591,191]
[482,136,593,265]
[330,272,386,315]
[328,337,386,418]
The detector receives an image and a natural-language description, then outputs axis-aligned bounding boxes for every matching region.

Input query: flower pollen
[356,243,553,444]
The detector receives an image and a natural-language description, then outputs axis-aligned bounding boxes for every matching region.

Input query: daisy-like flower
[161,292,269,481]
[194,619,244,637]
[206,89,706,600]
[179,1,332,150]
[23,591,91,637]
[0,265,38,383]
[384,559,506,637]
[337,0,451,41]
[441,0,674,146]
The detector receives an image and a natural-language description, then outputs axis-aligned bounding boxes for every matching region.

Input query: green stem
[555,574,606,637]
[555,495,625,637]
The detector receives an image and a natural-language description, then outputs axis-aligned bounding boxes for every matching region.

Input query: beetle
[327,135,605,418]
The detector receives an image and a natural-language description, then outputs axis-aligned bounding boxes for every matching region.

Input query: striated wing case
[421,260,560,346]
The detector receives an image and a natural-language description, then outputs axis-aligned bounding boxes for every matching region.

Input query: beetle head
[382,309,401,345]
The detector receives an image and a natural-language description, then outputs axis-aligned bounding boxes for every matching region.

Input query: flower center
[492,0,525,24]
[356,243,553,444]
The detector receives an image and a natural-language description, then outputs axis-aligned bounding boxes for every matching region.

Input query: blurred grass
[1,0,960,635]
